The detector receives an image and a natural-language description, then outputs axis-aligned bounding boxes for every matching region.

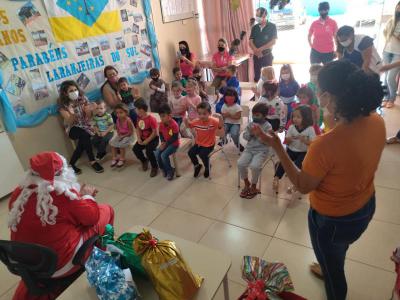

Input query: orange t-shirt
[302,113,386,217]
[189,117,220,147]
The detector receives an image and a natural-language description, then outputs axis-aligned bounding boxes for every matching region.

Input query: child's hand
[117,94,122,101]
[150,85,156,90]
[160,142,166,150]
[250,123,262,136]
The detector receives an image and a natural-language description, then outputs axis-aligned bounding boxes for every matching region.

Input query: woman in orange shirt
[254,60,386,300]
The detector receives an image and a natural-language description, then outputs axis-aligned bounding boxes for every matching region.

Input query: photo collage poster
[0,0,155,120]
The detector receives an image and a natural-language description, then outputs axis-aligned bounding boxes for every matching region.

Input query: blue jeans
[224,123,240,147]
[155,144,178,174]
[308,195,375,300]
[383,51,400,102]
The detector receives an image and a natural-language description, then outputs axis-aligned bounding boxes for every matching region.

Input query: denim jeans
[224,123,240,147]
[383,51,400,102]
[155,144,178,174]
[308,195,376,300]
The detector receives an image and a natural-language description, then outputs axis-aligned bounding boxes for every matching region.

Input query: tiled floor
[0,92,399,299]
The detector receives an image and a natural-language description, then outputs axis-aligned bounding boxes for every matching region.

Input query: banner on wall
[0,0,160,132]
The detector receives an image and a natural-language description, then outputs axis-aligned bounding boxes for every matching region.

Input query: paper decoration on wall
[0,0,160,132]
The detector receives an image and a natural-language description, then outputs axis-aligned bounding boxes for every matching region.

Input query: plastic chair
[0,236,98,297]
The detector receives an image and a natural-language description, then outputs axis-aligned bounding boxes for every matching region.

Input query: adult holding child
[58,80,104,174]
[254,60,386,300]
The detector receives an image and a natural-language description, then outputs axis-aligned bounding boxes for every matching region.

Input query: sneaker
[239,144,245,152]
[141,160,149,171]
[116,160,125,168]
[150,168,158,177]
[204,168,210,178]
[96,152,106,161]
[110,160,118,168]
[194,164,202,177]
[71,165,82,175]
[167,168,175,181]
[91,162,104,173]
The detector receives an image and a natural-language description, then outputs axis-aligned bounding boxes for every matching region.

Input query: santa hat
[30,152,64,190]
[8,152,80,232]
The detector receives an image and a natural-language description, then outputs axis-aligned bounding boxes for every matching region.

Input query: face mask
[252,116,264,124]
[340,39,352,48]
[152,76,159,81]
[180,48,187,54]
[319,11,328,19]
[218,46,225,52]
[68,90,79,101]
[256,17,263,23]
[281,74,290,80]
[109,75,118,83]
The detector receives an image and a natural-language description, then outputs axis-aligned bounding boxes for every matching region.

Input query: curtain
[201,0,254,80]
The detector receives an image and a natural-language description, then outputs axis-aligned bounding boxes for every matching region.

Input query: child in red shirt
[132,99,159,177]
[156,104,180,180]
[185,102,223,178]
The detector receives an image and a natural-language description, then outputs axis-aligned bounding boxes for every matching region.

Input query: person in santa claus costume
[8,151,114,300]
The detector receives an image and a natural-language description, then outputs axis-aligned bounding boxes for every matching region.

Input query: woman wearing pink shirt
[308,2,338,65]
[211,38,234,97]
[176,41,196,79]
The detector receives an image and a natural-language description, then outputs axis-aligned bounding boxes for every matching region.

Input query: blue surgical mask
[252,116,265,124]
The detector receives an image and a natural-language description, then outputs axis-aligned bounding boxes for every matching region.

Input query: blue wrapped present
[85,246,139,300]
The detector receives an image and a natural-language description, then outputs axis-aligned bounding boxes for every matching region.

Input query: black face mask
[151,77,159,81]
[180,48,187,54]
[320,12,328,19]
[218,46,225,52]
[396,12,400,18]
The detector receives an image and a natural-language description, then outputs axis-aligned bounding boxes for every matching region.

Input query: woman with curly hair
[254,60,386,300]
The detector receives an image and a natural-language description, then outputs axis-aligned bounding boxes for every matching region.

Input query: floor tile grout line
[345,257,396,274]
[371,217,400,226]
[375,183,400,192]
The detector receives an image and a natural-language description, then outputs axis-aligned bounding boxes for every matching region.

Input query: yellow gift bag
[133,230,203,300]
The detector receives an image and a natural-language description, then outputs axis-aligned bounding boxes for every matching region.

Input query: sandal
[240,187,250,198]
[310,262,324,280]
[111,159,118,167]
[116,160,125,168]
[246,188,260,199]
[387,136,400,144]
[386,102,395,108]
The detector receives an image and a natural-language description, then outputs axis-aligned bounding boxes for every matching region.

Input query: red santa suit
[8,152,114,300]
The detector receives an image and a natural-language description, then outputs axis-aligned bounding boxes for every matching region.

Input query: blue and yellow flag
[44,0,122,42]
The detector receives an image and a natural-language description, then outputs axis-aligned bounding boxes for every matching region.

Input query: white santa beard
[8,157,81,232]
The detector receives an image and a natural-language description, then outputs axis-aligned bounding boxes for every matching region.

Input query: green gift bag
[101,224,147,277]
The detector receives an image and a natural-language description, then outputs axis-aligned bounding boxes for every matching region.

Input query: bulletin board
[160,0,197,23]
[0,0,160,132]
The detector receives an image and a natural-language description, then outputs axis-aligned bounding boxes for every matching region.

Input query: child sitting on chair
[193,67,209,102]
[109,103,134,168]
[185,102,223,178]
[169,81,186,128]
[238,103,272,199]
[92,100,114,161]
[155,104,180,181]
[220,87,243,151]
[172,67,187,96]
[149,68,168,113]
[117,77,139,124]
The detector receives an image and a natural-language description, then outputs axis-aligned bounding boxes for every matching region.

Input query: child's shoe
[194,164,202,177]
[272,177,279,194]
[204,168,210,178]
[71,165,82,175]
[116,160,125,168]
[111,160,118,168]
[167,168,175,181]
[91,162,104,173]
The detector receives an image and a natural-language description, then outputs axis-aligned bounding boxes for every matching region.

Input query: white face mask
[256,17,263,23]
[340,39,352,48]
[281,74,290,80]
[68,90,79,101]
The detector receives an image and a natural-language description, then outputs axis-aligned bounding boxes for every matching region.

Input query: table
[59,226,232,300]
